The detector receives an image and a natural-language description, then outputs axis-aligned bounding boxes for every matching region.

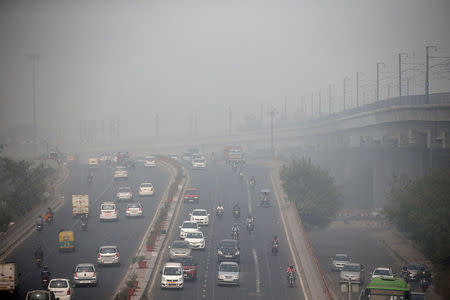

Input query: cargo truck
[0,263,19,294]
[72,194,89,217]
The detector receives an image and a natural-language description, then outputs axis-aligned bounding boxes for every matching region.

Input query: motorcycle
[216,209,224,218]
[401,268,410,282]
[41,276,50,289]
[272,242,279,255]
[35,257,42,268]
[231,230,239,240]
[81,220,88,231]
[88,175,93,184]
[233,209,240,219]
[246,221,254,233]
[36,223,43,231]
[287,272,296,288]
[45,215,53,225]
[420,277,430,292]
[249,179,256,190]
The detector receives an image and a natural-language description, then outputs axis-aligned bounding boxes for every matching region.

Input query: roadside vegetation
[384,170,450,298]
[280,158,340,229]
[0,157,54,232]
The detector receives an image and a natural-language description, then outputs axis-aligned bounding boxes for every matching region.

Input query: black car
[217,239,240,262]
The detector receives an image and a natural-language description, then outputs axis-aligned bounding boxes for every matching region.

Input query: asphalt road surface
[5,162,169,299]
[150,161,305,300]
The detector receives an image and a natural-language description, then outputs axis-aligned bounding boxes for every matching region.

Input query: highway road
[150,161,305,300]
[5,161,169,299]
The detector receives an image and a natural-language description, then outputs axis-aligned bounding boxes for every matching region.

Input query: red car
[173,256,197,280]
[184,188,200,203]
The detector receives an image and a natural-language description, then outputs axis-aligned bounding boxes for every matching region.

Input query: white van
[161,262,184,289]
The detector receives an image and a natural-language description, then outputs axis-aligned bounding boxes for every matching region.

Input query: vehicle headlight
[235,251,239,256]
[218,250,223,255]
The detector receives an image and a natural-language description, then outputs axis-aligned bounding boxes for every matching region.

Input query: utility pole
[269,108,278,158]
[356,72,359,107]
[29,55,39,156]
[376,62,384,102]
[425,46,437,103]
[399,53,407,98]
[328,84,332,114]
[343,78,347,111]
[407,78,410,101]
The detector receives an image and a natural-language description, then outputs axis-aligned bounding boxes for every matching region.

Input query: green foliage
[280,158,340,228]
[384,171,450,298]
[0,157,50,231]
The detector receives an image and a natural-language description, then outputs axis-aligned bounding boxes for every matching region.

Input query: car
[183,188,200,203]
[189,209,210,225]
[340,262,365,284]
[173,256,198,280]
[217,239,240,262]
[411,292,426,300]
[184,230,206,249]
[371,267,394,279]
[73,263,97,286]
[331,253,350,271]
[99,202,118,221]
[144,156,156,167]
[113,166,128,180]
[116,186,133,202]
[138,182,154,196]
[404,263,430,281]
[169,240,192,260]
[126,203,143,217]
[26,290,56,300]
[217,261,240,286]
[160,262,184,289]
[192,158,207,169]
[47,278,74,300]
[168,154,179,161]
[97,246,120,266]
[179,221,200,239]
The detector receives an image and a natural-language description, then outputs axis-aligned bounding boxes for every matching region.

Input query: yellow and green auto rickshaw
[58,231,75,252]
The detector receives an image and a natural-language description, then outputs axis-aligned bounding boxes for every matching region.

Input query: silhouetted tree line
[280,158,340,228]
[384,171,450,298]
[0,157,54,232]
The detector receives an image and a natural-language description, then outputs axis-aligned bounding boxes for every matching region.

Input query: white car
[161,262,184,289]
[139,182,154,196]
[48,278,74,300]
[144,156,156,167]
[113,166,128,180]
[99,202,118,221]
[184,231,205,249]
[73,263,97,287]
[179,221,200,239]
[331,253,350,271]
[217,262,240,286]
[371,267,394,279]
[126,203,143,217]
[97,245,120,266]
[116,186,133,202]
[190,209,209,225]
[192,159,207,169]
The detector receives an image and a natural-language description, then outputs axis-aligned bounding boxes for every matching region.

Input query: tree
[280,158,340,228]
[384,171,450,298]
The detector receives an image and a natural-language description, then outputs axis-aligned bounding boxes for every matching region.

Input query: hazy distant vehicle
[179,221,199,239]
[169,240,192,260]
[99,202,118,221]
[184,231,205,249]
[144,156,156,167]
[126,203,143,217]
[217,262,239,286]
[331,253,350,271]
[371,267,394,279]
[183,188,200,203]
[113,166,128,180]
[97,245,120,266]
[192,158,207,169]
[168,154,179,161]
[138,182,154,196]
[116,187,133,202]
[88,158,99,168]
[340,262,365,284]
[189,209,209,225]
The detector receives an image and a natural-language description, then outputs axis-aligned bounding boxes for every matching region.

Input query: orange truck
[224,145,243,164]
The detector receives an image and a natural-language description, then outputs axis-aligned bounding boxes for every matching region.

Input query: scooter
[272,242,279,255]
[216,209,224,218]
[287,273,296,288]
[35,257,42,268]
[45,215,53,225]
[36,223,43,231]
[233,209,240,219]
[246,221,254,233]
[41,276,50,289]
[81,220,88,231]
[231,231,239,240]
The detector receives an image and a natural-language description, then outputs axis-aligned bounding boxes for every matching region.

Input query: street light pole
[425,46,437,103]
[29,54,39,157]
[376,62,384,102]
[399,53,407,98]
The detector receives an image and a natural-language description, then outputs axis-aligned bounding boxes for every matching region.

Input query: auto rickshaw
[58,231,75,252]
[260,189,272,207]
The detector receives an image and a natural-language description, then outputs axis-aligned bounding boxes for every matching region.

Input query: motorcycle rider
[216,203,224,215]
[231,223,239,239]
[36,215,44,229]
[58,226,65,234]
[44,207,53,223]
[249,176,256,188]
[286,265,296,277]
[246,215,254,227]
[40,265,51,287]
[34,246,44,261]
[88,170,93,183]
[272,235,279,246]
[81,213,88,230]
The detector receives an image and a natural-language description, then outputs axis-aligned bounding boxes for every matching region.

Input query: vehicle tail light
[74,272,78,277]
[67,289,71,295]
[138,208,142,211]
[115,253,119,258]
[94,271,97,277]
[97,253,101,259]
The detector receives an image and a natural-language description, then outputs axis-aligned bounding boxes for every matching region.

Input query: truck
[224,145,243,165]
[0,263,19,294]
[72,194,89,217]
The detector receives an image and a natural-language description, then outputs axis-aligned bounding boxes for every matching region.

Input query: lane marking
[271,173,310,300]
[252,248,261,294]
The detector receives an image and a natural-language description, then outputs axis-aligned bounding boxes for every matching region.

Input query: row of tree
[0,157,54,232]
[280,158,340,228]
[384,171,450,298]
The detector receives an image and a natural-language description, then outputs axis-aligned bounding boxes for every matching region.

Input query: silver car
[331,253,350,271]
[73,263,97,286]
[169,240,192,260]
[340,262,364,284]
[217,261,239,286]
[116,187,133,202]
[97,246,120,266]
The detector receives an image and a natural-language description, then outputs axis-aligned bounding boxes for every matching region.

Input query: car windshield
[127,204,140,208]
[26,292,51,300]
[221,241,237,248]
[220,264,238,272]
[374,269,391,276]
[116,167,126,171]
[343,264,361,272]
[186,189,198,194]
[193,159,204,162]
[335,255,348,261]
[141,183,152,188]
[187,232,203,238]
[407,264,421,270]
[119,188,130,192]
[145,156,155,160]
[174,257,194,265]
[192,210,207,216]
[102,204,115,210]
[100,247,117,254]
[183,222,198,228]
[76,266,94,272]
[172,241,190,248]
[164,267,182,275]
[49,280,68,288]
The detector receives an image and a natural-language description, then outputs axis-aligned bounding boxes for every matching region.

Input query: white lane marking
[252,248,261,294]
[271,173,309,300]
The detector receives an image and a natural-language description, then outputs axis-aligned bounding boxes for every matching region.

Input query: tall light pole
[328,84,332,115]
[425,45,437,103]
[399,53,408,98]
[343,78,348,111]
[376,62,384,102]
[318,89,322,116]
[356,72,360,107]
[29,54,39,156]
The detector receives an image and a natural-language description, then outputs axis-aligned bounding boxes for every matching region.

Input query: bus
[360,277,410,300]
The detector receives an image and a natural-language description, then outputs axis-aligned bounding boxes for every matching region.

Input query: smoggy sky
[1,0,449,138]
